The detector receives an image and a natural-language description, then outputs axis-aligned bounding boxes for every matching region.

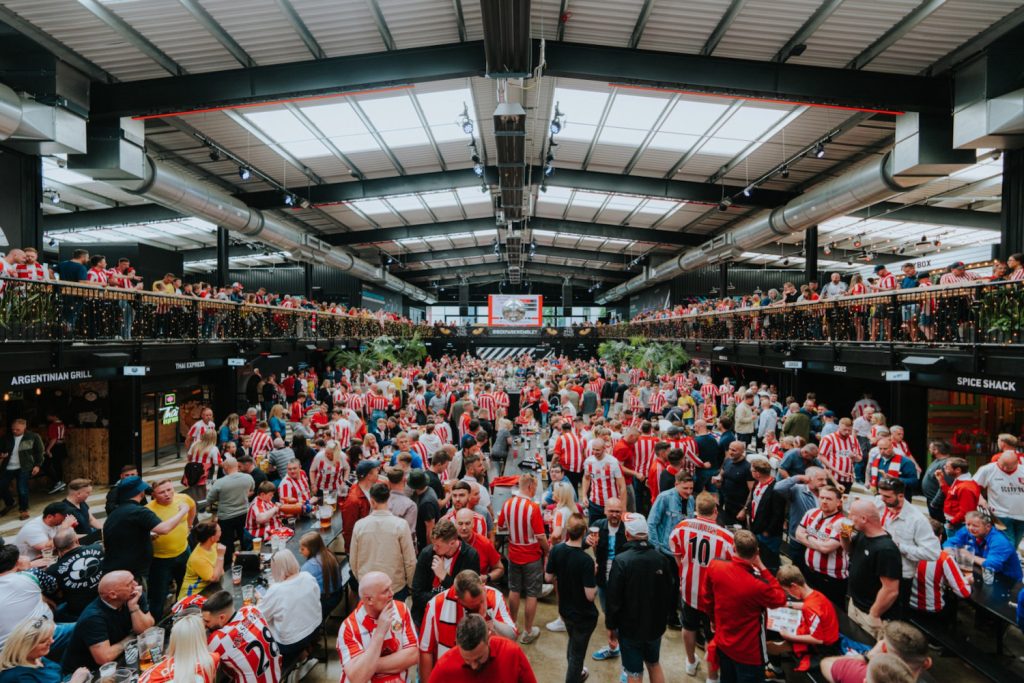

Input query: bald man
[61,570,154,673]
[841,499,902,638]
[338,571,418,683]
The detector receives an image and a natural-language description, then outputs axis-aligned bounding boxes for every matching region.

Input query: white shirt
[0,572,53,650]
[258,571,321,646]
[14,517,55,560]
[6,434,23,470]
[852,417,872,438]
[876,498,940,578]
[973,463,1024,520]
[462,474,491,510]
[420,433,443,455]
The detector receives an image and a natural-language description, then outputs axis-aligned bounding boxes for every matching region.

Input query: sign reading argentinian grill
[8,369,96,386]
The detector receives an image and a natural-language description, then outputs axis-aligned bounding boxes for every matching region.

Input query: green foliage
[598,338,690,375]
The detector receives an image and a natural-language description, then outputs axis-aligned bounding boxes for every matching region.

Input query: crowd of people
[2,354,1023,683]
[625,257,1024,343]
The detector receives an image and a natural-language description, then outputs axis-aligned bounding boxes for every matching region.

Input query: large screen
[487,295,543,327]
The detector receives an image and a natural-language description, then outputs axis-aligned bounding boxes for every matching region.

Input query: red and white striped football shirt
[553,432,585,473]
[648,391,667,415]
[497,493,546,564]
[628,368,645,385]
[249,430,272,457]
[634,436,659,482]
[348,393,365,414]
[411,441,428,462]
[909,550,971,612]
[669,517,735,608]
[478,393,497,421]
[14,262,49,281]
[818,432,859,483]
[939,272,979,285]
[207,606,282,683]
[329,420,352,449]
[366,394,389,412]
[700,383,719,403]
[419,586,516,661]
[245,497,285,540]
[188,419,217,446]
[494,391,510,413]
[310,453,345,495]
[86,267,109,284]
[338,601,417,683]
[188,445,221,485]
[666,436,703,473]
[626,393,643,413]
[583,455,623,508]
[799,508,848,580]
[434,422,452,445]
[277,473,312,504]
[412,394,427,413]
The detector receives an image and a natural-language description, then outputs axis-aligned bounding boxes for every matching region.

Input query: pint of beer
[318,505,333,531]
[252,537,262,555]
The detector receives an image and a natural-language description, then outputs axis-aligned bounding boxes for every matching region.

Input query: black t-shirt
[62,596,139,673]
[247,467,268,497]
[47,543,104,618]
[101,500,162,577]
[424,469,445,500]
[64,499,97,535]
[719,457,753,514]
[847,532,903,616]
[546,542,598,622]
[412,488,440,550]
[696,434,722,470]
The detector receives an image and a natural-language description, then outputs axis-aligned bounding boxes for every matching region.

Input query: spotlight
[545,153,554,163]
[238,166,252,181]
[814,143,826,159]
[51,191,60,205]
[782,258,790,266]
[780,166,790,179]
[550,103,563,135]
[529,240,537,257]
[717,197,733,212]
[544,163,554,177]
[933,239,942,247]
[209,149,222,162]
[439,286,445,292]
[823,243,832,256]
[283,193,296,206]
[493,240,501,256]
[471,154,481,164]
[847,259,853,266]
[540,184,548,193]
[897,246,906,255]
[473,162,484,177]
[385,254,395,265]
[462,118,474,134]
[742,187,752,198]
[853,237,862,248]
[48,237,56,247]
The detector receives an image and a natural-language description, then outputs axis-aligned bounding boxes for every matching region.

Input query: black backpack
[181,461,205,487]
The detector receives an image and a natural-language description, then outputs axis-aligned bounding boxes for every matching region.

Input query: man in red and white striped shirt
[552,422,585,492]
[203,590,283,683]
[278,460,313,507]
[366,387,390,433]
[248,423,272,459]
[245,482,285,541]
[188,408,216,447]
[418,570,517,680]
[909,547,971,613]
[338,571,418,683]
[818,418,860,487]
[647,386,668,419]
[633,423,660,508]
[795,486,848,606]
[665,426,704,474]
[496,474,549,644]
[433,414,452,445]
[478,385,497,423]
[330,410,352,449]
[13,248,50,281]
[440,482,487,536]
[580,439,626,522]
[493,385,510,420]
[669,491,735,674]
[870,264,898,341]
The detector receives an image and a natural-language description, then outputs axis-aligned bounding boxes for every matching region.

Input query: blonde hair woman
[138,614,218,683]
[0,618,89,683]
[187,429,221,485]
[549,481,578,545]
[259,551,321,668]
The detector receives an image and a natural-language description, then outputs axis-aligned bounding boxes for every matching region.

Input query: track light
[853,236,862,248]
[550,103,563,135]
[493,240,501,256]
[238,166,252,181]
[718,197,733,212]
[814,142,826,159]
[462,119,474,134]
[782,258,790,266]
[780,166,790,179]
[473,162,484,177]
[742,186,752,198]
[546,153,554,163]
[544,163,554,177]
[50,191,60,205]
[48,237,56,247]
[209,149,222,162]
[823,243,832,256]
[282,193,296,206]
[847,259,854,266]
[933,239,942,247]
[540,184,547,193]
[471,154,481,164]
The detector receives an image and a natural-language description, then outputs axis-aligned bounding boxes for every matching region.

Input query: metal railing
[0,278,430,342]
[599,279,1024,345]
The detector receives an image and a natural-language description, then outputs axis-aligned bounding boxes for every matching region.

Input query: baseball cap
[408,469,428,490]
[667,425,681,436]
[823,410,835,418]
[622,513,649,537]
[917,271,931,280]
[949,261,966,270]
[356,460,381,478]
[231,281,243,288]
[873,264,887,273]
[117,475,151,500]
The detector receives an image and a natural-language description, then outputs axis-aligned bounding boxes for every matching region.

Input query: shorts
[681,603,708,632]
[870,304,890,319]
[508,559,543,597]
[901,303,920,321]
[620,636,662,674]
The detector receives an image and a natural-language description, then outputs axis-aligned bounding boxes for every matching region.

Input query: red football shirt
[612,439,637,485]
[426,636,537,683]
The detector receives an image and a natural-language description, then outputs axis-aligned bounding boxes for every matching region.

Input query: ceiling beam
[0,7,115,83]
[846,0,948,71]
[271,0,325,59]
[701,0,748,57]
[91,39,948,119]
[76,0,185,76]
[406,261,629,280]
[322,217,707,247]
[850,203,1000,231]
[366,0,397,51]
[178,0,255,68]
[239,166,795,210]
[773,0,846,63]
[44,205,184,232]
[628,0,657,49]
[397,244,640,265]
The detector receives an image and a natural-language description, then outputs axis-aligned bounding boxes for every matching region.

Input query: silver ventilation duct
[597,152,924,305]
[122,156,435,303]
[0,82,87,154]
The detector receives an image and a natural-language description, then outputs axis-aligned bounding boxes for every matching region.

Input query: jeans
[148,550,189,622]
[50,622,75,663]
[564,617,597,683]
[718,650,764,683]
[602,399,612,418]
[0,467,30,511]
[998,516,1024,550]
[219,514,249,570]
[119,300,134,339]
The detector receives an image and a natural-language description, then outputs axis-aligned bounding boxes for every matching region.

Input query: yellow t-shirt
[147,493,195,559]
[178,544,218,600]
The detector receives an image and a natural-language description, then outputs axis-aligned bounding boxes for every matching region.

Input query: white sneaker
[48,481,66,494]
[546,617,566,632]
[295,657,318,681]
[685,656,700,676]
[519,626,541,644]
[540,583,554,598]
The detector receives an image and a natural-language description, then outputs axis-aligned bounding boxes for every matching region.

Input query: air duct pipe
[122,156,435,303]
[0,84,24,140]
[597,152,921,304]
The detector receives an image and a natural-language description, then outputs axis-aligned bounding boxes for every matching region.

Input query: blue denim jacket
[647,489,696,554]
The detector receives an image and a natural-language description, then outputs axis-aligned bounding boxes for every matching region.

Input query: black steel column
[718,262,729,297]
[805,225,819,285]
[458,278,469,320]
[0,149,42,252]
[1001,149,1024,256]
[303,262,313,300]
[215,226,229,288]
[562,277,572,320]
